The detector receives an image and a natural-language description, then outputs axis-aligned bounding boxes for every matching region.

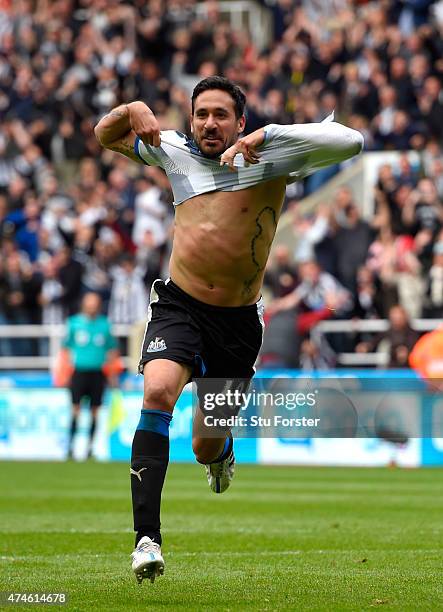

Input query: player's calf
[130,410,172,548]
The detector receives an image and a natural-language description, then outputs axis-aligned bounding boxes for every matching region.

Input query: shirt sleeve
[262,116,364,180]
[62,319,72,349]
[134,135,164,167]
[105,322,118,351]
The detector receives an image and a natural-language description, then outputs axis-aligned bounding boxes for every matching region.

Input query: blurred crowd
[0,0,442,364]
[262,157,443,368]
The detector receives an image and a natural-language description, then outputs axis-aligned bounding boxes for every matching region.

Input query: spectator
[356,304,419,368]
[4,192,41,262]
[418,76,443,144]
[0,258,12,357]
[108,254,149,325]
[268,259,353,331]
[264,245,298,299]
[398,0,434,32]
[0,250,41,355]
[373,164,415,236]
[39,257,65,326]
[80,238,115,310]
[389,56,415,112]
[372,85,399,147]
[37,256,65,356]
[292,204,336,276]
[332,189,373,295]
[132,177,169,249]
[53,246,83,317]
[299,335,336,371]
[51,116,87,186]
[352,265,385,320]
[422,235,443,318]
[366,226,423,318]
[396,154,419,188]
[402,178,443,236]
[259,307,301,369]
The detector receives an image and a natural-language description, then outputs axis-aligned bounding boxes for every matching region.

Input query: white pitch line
[2,549,442,562]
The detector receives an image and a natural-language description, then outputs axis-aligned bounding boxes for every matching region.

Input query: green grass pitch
[1,461,442,611]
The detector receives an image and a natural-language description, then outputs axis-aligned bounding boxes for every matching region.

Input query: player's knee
[143,381,176,411]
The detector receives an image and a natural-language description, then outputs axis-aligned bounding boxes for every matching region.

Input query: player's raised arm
[94,101,161,163]
[264,118,364,165]
[220,118,364,176]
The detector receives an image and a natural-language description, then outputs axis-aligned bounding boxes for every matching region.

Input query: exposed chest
[175,177,287,229]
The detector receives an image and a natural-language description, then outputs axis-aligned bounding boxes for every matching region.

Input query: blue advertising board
[0,370,441,465]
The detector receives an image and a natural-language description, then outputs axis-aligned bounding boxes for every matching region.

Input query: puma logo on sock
[130,467,148,482]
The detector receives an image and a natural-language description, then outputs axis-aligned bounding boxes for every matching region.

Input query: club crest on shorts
[146,337,167,352]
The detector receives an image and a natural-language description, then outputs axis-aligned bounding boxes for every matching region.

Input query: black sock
[68,415,78,452]
[88,415,97,453]
[131,410,172,547]
[212,433,233,463]
[197,433,233,465]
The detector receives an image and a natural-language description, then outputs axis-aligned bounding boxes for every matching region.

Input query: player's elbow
[349,129,364,155]
[311,122,364,165]
[94,121,113,148]
[331,125,364,162]
[339,126,364,157]
[94,124,105,146]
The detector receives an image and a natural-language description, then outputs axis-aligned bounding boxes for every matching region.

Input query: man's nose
[204,114,217,129]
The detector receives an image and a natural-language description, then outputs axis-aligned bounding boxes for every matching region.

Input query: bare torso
[170,176,287,306]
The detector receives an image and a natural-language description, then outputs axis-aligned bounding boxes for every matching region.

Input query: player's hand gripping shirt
[134,114,364,206]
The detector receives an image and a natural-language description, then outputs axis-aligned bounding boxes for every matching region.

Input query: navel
[241,207,248,213]
[208,283,214,290]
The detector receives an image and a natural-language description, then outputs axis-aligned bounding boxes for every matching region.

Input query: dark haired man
[95,76,363,584]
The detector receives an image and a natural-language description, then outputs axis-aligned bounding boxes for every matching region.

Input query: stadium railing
[0,319,441,369]
[313,318,442,366]
[0,324,131,370]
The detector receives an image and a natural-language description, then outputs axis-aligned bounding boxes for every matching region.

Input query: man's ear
[237,115,246,134]
[190,115,194,134]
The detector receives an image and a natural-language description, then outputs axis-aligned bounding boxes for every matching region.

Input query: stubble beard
[194,132,239,159]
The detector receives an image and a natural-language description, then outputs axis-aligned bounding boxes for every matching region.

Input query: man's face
[299,261,320,284]
[191,89,245,158]
[82,293,102,318]
[389,306,407,330]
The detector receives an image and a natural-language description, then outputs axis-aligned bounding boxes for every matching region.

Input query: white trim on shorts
[139,278,162,372]
[253,296,265,374]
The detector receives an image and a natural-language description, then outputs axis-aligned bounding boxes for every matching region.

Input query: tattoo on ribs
[242,206,277,296]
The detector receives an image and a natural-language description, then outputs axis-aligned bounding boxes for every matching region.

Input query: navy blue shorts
[70,370,105,406]
[138,279,264,379]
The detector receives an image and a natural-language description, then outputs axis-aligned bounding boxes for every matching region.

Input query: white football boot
[131,536,165,584]
[205,449,235,494]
